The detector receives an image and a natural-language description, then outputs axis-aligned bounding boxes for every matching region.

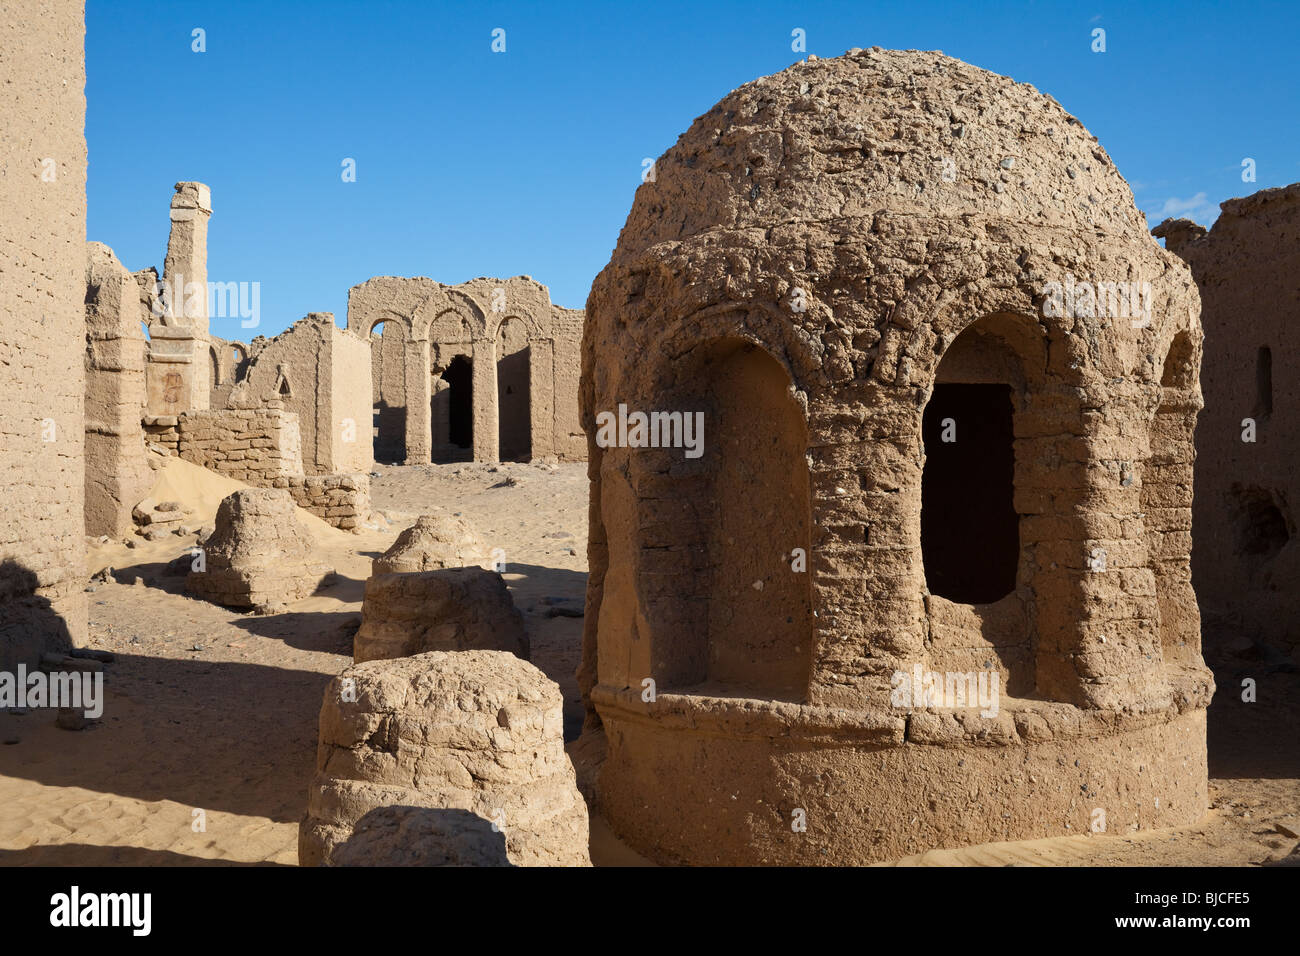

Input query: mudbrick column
[471,338,499,462]
[160,181,213,409]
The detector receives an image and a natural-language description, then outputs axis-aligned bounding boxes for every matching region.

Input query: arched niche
[625,337,813,701]
[369,318,407,462]
[1142,329,1202,662]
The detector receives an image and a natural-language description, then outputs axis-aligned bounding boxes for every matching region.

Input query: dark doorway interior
[921,383,1018,604]
[497,346,531,461]
[373,403,406,463]
[445,355,473,451]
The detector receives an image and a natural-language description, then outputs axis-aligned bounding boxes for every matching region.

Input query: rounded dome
[615,48,1148,260]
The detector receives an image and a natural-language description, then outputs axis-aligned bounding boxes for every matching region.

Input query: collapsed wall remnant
[142,405,371,529]
[143,403,304,483]
[132,497,195,540]
[353,569,528,663]
[347,276,584,464]
[1155,183,1300,652]
[278,473,371,532]
[84,242,154,538]
[82,182,372,532]
[225,312,373,475]
[145,182,213,417]
[0,0,88,671]
[300,650,590,866]
[372,510,490,574]
[580,48,1213,864]
[186,488,332,613]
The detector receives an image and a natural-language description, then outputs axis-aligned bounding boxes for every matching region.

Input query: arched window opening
[921,318,1027,605]
[1161,331,1196,389]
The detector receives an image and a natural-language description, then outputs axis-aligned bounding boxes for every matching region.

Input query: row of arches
[368,317,533,463]
[360,293,546,345]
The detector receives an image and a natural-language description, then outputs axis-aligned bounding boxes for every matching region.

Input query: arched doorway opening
[496,318,531,461]
[370,319,406,462]
[432,354,474,462]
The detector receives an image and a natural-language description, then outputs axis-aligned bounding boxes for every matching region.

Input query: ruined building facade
[580,49,1213,865]
[1156,184,1300,652]
[87,180,375,530]
[224,313,372,476]
[0,0,88,669]
[347,276,584,464]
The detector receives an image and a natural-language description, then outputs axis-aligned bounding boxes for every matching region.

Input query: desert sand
[0,458,1295,866]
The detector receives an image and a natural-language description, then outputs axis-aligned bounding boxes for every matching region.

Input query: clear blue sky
[86,0,1300,342]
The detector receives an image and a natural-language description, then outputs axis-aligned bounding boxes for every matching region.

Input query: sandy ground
[0,459,1296,867]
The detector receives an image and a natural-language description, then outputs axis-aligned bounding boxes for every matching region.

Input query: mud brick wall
[231,314,374,475]
[142,416,181,455]
[1158,184,1300,651]
[279,474,371,530]
[143,409,369,529]
[550,305,586,462]
[0,0,89,670]
[143,404,304,483]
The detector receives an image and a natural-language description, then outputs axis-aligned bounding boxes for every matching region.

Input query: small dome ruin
[300,650,590,867]
[579,49,1213,865]
[371,510,490,575]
